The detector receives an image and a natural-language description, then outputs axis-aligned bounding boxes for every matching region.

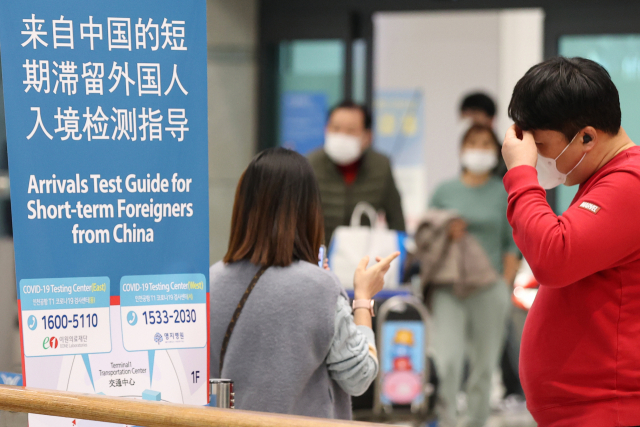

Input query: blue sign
[374,90,424,167]
[0,0,210,421]
[280,91,327,155]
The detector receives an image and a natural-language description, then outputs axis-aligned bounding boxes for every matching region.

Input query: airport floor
[0,410,26,427]
[363,373,537,427]
[361,411,536,427]
[377,413,536,427]
[486,412,536,427]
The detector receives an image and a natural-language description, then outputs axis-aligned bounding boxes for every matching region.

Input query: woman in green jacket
[429,124,520,427]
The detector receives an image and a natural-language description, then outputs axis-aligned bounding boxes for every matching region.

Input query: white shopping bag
[329,202,406,289]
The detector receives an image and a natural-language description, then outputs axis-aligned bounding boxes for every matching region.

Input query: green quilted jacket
[308,148,406,244]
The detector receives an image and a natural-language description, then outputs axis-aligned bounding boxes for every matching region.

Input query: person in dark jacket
[308,100,405,244]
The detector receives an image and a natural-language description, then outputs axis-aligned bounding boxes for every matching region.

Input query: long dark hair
[224,147,325,267]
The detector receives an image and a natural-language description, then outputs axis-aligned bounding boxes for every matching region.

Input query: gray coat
[209,260,352,419]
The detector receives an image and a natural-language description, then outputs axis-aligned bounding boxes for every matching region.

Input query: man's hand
[502,124,538,170]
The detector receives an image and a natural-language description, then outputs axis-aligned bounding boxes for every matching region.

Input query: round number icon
[127,311,138,326]
[27,315,37,331]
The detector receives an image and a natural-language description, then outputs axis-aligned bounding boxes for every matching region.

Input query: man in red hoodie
[502,56,640,427]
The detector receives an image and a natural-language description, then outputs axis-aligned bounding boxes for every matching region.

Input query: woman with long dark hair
[210,147,398,419]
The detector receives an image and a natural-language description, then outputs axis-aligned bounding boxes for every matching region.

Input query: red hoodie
[504,146,640,427]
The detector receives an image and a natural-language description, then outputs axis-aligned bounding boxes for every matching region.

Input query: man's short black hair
[328,100,372,130]
[460,92,496,118]
[508,57,621,141]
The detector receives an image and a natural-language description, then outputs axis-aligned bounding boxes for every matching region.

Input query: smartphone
[318,245,327,268]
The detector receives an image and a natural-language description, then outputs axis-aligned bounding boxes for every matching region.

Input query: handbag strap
[219,265,268,375]
[350,201,378,227]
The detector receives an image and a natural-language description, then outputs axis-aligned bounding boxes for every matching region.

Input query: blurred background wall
[374,9,543,216]
[207,0,257,264]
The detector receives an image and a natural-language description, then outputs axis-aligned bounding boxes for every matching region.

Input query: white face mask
[460,148,498,174]
[324,132,362,165]
[536,132,586,190]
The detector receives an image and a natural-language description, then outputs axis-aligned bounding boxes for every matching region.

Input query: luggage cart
[373,295,436,426]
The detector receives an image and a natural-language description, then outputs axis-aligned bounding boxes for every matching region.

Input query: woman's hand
[448,219,467,241]
[353,252,400,300]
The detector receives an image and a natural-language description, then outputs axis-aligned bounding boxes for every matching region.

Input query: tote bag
[328,202,406,289]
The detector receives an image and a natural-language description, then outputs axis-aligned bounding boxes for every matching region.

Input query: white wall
[374,9,543,201]
[207,0,257,264]
[497,9,545,139]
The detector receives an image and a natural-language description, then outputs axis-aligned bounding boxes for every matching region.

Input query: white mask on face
[461,149,498,174]
[536,132,586,190]
[324,132,362,165]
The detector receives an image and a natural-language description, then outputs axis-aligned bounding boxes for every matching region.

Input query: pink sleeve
[504,165,640,288]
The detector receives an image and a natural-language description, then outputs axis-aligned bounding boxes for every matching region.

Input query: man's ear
[583,126,597,151]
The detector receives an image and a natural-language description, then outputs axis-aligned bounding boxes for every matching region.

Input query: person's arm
[383,165,406,232]
[326,295,378,396]
[504,165,640,288]
[326,252,399,395]
[353,252,399,327]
